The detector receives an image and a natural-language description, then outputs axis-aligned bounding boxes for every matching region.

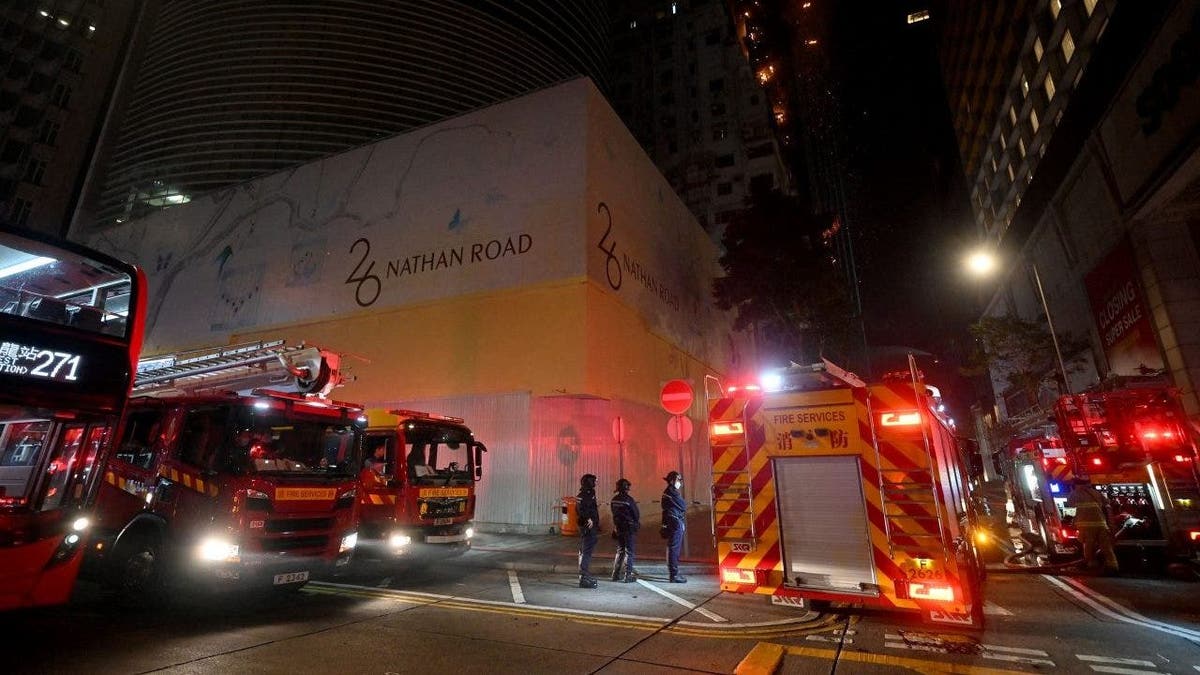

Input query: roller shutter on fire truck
[775,455,877,591]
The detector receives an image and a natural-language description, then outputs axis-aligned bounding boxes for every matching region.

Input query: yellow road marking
[741,642,1035,675]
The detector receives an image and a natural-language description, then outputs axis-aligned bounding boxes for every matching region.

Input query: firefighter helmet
[615,478,631,492]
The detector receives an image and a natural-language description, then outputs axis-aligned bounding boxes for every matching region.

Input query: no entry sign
[667,415,693,443]
[660,379,693,415]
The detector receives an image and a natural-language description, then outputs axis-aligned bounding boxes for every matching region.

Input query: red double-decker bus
[0,228,145,610]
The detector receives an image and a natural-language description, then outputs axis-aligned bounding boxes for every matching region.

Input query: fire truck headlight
[389,533,412,549]
[64,533,81,545]
[974,530,989,546]
[197,538,240,562]
[339,532,358,553]
[71,516,90,532]
[465,527,474,539]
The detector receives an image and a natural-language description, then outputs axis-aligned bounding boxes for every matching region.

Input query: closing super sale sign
[764,404,859,453]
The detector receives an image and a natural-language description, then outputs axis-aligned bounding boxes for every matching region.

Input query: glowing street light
[964,249,1071,395]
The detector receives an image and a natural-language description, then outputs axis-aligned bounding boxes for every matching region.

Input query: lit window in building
[1050,0,1062,19]
[1030,108,1040,133]
[1008,165,1015,182]
[630,20,637,29]
[1009,106,1017,125]
[991,156,998,172]
[1018,137,1026,157]
[1000,134,1007,150]
[671,2,677,14]
[1084,0,1097,15]
[1022,76,1030,97]
[1034,37,1044,61]
[1062,30,1075,62]
[1044,74,1056,100]
[907,10,931,24]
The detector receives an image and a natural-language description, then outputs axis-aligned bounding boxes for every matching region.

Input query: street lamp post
[1029,263,1071,396]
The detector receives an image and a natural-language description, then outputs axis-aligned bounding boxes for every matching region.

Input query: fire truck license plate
[434,517,453,525]
[273,571,309,585]
[903,558,945,580]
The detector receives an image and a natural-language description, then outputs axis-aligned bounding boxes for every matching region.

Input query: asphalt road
[4,562,1199,674]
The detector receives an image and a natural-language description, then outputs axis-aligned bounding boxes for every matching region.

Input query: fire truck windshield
[221,408,358,478]
[403,423,474,485]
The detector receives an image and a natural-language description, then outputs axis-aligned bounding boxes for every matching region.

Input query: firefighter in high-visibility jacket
[1067,477,1119,574]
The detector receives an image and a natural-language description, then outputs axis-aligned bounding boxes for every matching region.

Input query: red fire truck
[1054,379,1200,568]
[356,409,485,559]
[88,340,363,602]
[709,359,987,628]
[0,228,146,610]
[1002,428,1082,564]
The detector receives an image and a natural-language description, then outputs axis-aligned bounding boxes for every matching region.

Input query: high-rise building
[0,0,138,236]
[607,0,790,238]
[74,0,609,230]
[937,0,1200,420]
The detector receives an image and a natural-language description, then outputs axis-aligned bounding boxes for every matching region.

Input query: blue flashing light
[1049,482,1062,494]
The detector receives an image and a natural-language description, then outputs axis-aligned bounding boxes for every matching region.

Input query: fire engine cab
[1003,428,1081,562]
[357,409,485,559]
[88,339,363,602]
[709,359,987,628]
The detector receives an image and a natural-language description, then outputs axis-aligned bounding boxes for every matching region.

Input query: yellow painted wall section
[234,280,589,402]
[585,281,722,412]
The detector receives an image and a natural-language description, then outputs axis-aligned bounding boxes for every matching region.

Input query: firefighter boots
[669,575,687,583]
[579,575,598,589]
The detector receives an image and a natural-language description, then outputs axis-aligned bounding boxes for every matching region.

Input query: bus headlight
[340,532,358,553]
[389,533,412,549]
[197,538,240,562]
[465,527,474,539]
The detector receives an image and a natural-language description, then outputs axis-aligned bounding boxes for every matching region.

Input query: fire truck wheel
[115,535,165,606]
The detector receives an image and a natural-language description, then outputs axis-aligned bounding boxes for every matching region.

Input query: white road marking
[1059,576,1200,641]
[984,600,1013,616]
[981,644,1051,656]
[377,577,392,588]
[805,634,852,644]
[635,579,727,622]
[1044,575,1200,646]
[1078,655,1156,667]
[507,570,525,604]
[1088,667,1160,675]
[982,653,1057,667]
[883,635,1053,667]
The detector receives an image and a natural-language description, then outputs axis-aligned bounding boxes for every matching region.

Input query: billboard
[1084,238,1164,375]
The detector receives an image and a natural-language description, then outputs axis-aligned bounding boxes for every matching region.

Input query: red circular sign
[612,416,626,443]
[667,415,693,443]
[660,379,694,415]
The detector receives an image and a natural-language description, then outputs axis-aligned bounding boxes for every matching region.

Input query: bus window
[38,424,85,511]
[0,418,50,503]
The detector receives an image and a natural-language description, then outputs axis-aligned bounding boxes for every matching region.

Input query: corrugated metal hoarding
[371,391,709,532]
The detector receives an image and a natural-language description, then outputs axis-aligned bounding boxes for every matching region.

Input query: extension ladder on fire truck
[874,358,948,561]
[133,338,343,398]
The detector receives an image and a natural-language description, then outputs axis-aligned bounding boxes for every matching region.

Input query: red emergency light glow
[1176,455,1192,463]
[907,581,956,602]
[726,384,762,394]
[711,422,745,437]
[879,411,921,427]
[1189,530,1200,542]
[1091,457,1104,466]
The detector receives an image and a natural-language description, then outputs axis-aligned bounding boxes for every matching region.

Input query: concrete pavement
[460,504,718,577]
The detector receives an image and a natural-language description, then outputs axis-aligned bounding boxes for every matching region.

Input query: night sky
[831,1,982,407]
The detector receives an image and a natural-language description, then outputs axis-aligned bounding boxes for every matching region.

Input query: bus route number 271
[0,342,83,382]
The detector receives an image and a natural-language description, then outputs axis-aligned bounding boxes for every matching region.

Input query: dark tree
[713,190,856,365]
[962,313,1086,410]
